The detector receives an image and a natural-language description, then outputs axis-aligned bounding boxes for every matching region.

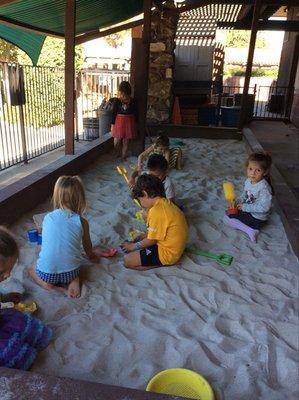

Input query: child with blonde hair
[30,176,99,298]
[0,226,52,370]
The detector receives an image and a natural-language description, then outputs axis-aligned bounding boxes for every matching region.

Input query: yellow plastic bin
[146,368,214,400]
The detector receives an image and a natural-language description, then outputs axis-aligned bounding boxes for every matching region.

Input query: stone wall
[147,5,178,124]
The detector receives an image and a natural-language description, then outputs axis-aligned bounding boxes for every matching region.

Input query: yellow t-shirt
[147,198,188,265]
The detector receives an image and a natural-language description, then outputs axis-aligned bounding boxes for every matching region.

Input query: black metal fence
[0,62,65,171]
[254,85,292,119]
[0,63,131,171]
[78,69,130,140]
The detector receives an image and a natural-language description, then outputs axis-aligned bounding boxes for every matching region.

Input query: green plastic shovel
[185,247,233,267]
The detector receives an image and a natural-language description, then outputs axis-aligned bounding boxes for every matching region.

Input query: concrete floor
[249,121,299,201]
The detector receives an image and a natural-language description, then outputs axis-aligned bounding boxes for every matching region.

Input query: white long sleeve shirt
[240,178,272,220]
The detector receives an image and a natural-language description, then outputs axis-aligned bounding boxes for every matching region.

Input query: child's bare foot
[29,265,54,291]
[28,265,67,295]
[67,277,81,298]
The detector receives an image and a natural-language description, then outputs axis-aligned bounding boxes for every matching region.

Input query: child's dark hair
[0,226,19,259]
[147,154,168,173]
[118,81,131,96]
[132,174,166,199]
[246,152,274,194]
[155,134,169,148]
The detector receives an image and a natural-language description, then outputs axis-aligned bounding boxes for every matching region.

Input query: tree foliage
[103,30,128,48]
[0,39,18,62]
[16,37,84,71]
[0,37,84,128]
[224,30,267,48]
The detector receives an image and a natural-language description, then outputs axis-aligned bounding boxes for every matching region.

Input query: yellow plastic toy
[129,229,145,241]
[223,182,238,215]
[146,368,214,400]
[14,301,37,313]
[135,210,144,222]
[117,165,129,184]
[117,165,140,208]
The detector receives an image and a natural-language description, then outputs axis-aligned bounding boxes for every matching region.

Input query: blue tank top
[36,209,83,273]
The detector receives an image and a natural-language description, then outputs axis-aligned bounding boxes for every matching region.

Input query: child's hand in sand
[121,241,136,252]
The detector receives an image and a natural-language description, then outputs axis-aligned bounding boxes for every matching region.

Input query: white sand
[10,139,299,399]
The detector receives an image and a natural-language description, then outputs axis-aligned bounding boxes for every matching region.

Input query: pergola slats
[176,3,242,45]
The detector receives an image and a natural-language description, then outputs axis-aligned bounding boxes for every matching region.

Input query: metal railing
[0,63,131,171]
[0,62,65,171]
[215,83,293,120]
[254,85,292,119]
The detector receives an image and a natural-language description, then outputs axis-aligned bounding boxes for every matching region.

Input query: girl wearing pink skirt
[111,81,138,161]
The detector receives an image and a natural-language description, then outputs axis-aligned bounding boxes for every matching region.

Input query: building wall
[290,61,299,128]
[277,7,299,87]
[277,7,299,126]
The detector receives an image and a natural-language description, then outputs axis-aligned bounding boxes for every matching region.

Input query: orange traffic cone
[171,96,182,125]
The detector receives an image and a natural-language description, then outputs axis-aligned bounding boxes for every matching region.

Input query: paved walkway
[249,121,299,201]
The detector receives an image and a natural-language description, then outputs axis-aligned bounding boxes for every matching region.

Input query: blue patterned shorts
[36,268,80,285]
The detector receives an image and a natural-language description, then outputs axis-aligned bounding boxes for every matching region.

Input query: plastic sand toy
[186,247,233,266]
[146,368,214,400]
[223,182,238,215]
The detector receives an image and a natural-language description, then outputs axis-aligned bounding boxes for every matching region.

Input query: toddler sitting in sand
[122,174,188,270]
[130,153,175,203]
[223,152,273,242]
[137,134,182,171]
[0,226,52,370]
[29,176,100,298]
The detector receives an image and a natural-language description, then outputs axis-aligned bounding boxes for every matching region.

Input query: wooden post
[285,35,299,118]
[64,0,76,155]
[238,0,262,130]
[130,0,152,155]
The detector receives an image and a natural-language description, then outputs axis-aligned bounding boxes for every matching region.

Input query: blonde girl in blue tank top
[29,176,99,298]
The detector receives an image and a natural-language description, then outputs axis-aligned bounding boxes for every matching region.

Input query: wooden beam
[285,35,299,117]
[130,0,152,155]
[147,124,241,140]
[0,0,20,6]
[153,0,163,11]
[0,15,64,38]
[64,0,75,155]
[238,0,262,130]
[171,0,299,15]
[143,0,152,44]
[236,5,253,22]
[139,0,152,152]
[75,18,144,45]
[218,20,299,31]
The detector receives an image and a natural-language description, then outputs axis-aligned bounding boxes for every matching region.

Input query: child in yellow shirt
[121,175,188,270]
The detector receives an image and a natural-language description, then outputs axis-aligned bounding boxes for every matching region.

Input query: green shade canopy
[0,24,45,64]
[0,0,144,64]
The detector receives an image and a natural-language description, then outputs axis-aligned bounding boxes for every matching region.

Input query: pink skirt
[112,114,138,140]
